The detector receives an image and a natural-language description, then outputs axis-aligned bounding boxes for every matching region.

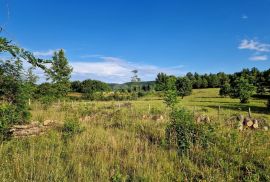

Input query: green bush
[166,108,214,155]
[0,103,21,138]
[40,95,56,110]
[62,118,85,137]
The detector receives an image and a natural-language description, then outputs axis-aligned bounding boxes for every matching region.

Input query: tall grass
[0,89,269,181]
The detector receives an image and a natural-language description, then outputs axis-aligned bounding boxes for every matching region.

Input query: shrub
[0,103,21,138]
[219,82,231,97]
[62,118,84,137]
[166,108,214,155]
[40,95,56,110]
[164,90,178,109]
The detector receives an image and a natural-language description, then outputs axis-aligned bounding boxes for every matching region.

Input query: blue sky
[0,0,270,83]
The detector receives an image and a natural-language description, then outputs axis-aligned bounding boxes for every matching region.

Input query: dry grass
[0,88,269,181]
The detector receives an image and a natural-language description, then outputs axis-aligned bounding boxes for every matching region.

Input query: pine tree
[47,49,73,97]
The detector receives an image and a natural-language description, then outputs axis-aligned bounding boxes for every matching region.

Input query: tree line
[155,68,270,104]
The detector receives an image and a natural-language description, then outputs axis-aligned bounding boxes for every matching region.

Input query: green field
[0,88,269,181]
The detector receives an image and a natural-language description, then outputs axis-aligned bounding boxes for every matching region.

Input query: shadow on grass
[205,104,269,115]
[194,96,223,99]
[191,100,234,104]
[252,94,270,100]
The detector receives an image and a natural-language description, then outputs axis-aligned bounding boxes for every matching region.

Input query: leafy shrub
[62,118,84,137]
[166,108,214,155]
[0,103,21,138]
[40,95,56,110]
[164,90,178,109]
[219,82,231,97]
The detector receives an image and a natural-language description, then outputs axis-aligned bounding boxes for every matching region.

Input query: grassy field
[0,88,269,181]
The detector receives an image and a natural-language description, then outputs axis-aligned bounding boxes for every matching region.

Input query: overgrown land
[0,33,270,181]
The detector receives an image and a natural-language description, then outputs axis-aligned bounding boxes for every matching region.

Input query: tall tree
[155,72,168,91]
[230,77,256,103]
[47,49,73,97]
[175,77,192,98]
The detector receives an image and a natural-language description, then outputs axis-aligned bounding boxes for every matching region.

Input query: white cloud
[249,55,268,61]
[238,39,270,52]
[71,56,184,83]
[33,49,63,57]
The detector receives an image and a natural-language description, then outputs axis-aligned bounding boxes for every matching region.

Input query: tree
[219,82,230,97]
[175,77,192,98]
[24,67,39,100]
[208,74,220,88]
[131,70,141,82]
[164,90,178,109]
[201,77,208,88]
[47,49,73,98]
[230,77,256,103]
[71,81,82,92]
[155,72,168,91]
[0,33,49,132]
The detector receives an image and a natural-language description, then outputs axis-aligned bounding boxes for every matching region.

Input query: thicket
[0,34,49,137]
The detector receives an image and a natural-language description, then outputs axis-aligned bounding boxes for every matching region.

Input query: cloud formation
[71,56,184,83]
[238,39,270,61]
[238,39,270,52]
[249,55,268,61]
[33,49,61,57]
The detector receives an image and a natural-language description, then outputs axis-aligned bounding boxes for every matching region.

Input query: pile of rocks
[10,120,56,138]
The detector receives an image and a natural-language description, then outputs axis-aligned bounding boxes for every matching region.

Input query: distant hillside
[109,81,155,90]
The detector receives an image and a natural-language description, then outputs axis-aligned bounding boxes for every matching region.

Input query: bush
[40,95,56,110]
[164,90,178,109]
[219,82,231,97]
[166,108,214,155]
[62,118,84,137]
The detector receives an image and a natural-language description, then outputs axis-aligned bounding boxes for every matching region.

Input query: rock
[142,115,149,119]
[196,116,201,123]
[43,120,54,126]
[151,115,164,121]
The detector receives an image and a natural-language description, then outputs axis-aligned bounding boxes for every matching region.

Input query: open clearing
[0,88,269,181]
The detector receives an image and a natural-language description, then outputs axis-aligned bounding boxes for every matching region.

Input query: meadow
[0,88,269,181]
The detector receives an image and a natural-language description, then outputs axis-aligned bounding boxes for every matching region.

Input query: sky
[0,0,270,83]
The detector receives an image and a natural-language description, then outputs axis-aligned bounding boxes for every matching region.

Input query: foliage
[0,103,20,139]
[155,72,169,91]
[175,77,192,98]
[219,82,231,97]
[46,49,72,98]
[0,60,30,123]
[62,118,84,137]
[164,90,178,109]
[0,33,48,134]
[81,79,111,93]
[166,108,214,155]
[230,77,256,103]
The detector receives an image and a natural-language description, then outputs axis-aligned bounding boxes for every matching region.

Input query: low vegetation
[0,33,270,181]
